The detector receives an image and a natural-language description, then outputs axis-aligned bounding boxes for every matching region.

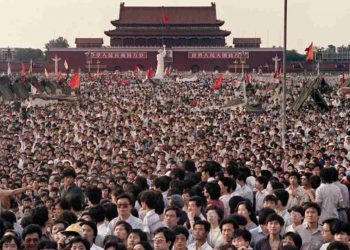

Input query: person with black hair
[22,224,42,250]
[51,220,68,242]
[273,189,290,228]
[172,226,189,250]
[236,201,258,231]
[249,207,276,248]
[218,177,236,217]
[333,222,350,247]
[152,176,171,208]
[107,193,142,235]
[153,227,175,250]
[316,167,344,223]
[320,219,342,250]
[139,190,165,236]
[255,176,269,212]
[263,195,278,210]
[236,174,253,204]
[286,206,304,233]
[132,241,153,250]
[60,168,84,206]
[326,241,350,250]
[286,172,305,210]
[81,220,102,250]
[113,221,132,247]
[0,234,21,250]
[218,218,239,248]
[56,211,78,226]
[188,221,212,250]
[187,196,206,229]
[85,186,102,207]
[126,229,147,250]
[104,240,127,250]
[330,167,350,223]
[102,203,118,223]
[282,232,302,250]
[201,162,217,183]
[206,206,224,248]
[88,205,107,247]
[295,202,323,250]
[232,229,251,250]
[38,240,58,250]
[204,182,225,212]
[164,206,180,230]
[31,206,50,240]
[69,236,91,250]
[255,213,284,250]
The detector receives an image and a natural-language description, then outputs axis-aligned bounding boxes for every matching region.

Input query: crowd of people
[1,72,350,250]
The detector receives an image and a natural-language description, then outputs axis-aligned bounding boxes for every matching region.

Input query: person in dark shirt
[60,167,84,205]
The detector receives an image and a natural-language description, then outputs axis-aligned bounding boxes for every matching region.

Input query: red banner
[91,52,147,59]
[188,51,249,59]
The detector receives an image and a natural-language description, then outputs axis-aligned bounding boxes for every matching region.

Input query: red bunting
[69,72,80,89]
[305,42,314,61]
[211,74,223,90]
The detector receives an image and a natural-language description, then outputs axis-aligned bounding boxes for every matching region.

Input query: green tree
[45,36,69,51]
[13,48,44,62]
[286,50,304,61]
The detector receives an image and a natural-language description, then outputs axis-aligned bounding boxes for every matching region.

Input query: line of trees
[12,37,69,62]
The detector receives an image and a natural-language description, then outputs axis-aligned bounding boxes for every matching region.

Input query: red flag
[340,73,346,86]
[211,74,223,90]
[162,15,169,25]
[20,63,26,77]
[56,71,62,82]
[305,42,314,61]
[165,66,171,77]
[69,72,80,89]
[146,67,153,79]
[273,68,282,78]
[28,60,33,76]
[244,73,252,83]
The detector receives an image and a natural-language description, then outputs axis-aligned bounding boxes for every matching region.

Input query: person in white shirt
[218,177,236,218]
[205,206,223,248]
[187,221,212,250]
[173,226,190,250]
[108,193,143,234]
[255,176,269,212]
[140,190,165,236]
[236,174,253,204]
[81,221,103,250]
[315,167,344,224]
[153,227,176,250]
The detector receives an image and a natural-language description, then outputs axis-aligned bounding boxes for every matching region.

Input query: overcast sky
[1,0,349,52]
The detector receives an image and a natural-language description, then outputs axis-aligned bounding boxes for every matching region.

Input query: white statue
[155,45,167,79]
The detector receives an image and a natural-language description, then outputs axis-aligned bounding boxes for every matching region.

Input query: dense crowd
[1,72,350,250]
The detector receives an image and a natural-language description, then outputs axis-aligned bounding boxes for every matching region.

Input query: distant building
[105,2,230,47]
[233,38,261,48]
[0,48,13,63]
[75,38,103,48]
[48,3,282,72]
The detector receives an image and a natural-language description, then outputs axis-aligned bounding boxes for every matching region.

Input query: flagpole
[282,0,287,148]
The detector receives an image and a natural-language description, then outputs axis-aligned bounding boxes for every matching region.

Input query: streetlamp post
[85,51,92,73]
[240,51,248,103]
[234,60,238,74]
[96,60,100,75]
[281,0,287,148]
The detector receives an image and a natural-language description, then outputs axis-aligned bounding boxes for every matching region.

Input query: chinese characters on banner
[188,51,249,59]
[90,52,148,59]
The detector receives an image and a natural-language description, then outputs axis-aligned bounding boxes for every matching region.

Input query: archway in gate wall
[114,66,121,72]
[213,66,221,72]
[191,65,200,73]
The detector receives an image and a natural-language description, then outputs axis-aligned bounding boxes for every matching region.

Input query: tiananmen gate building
[48,2,283,73]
